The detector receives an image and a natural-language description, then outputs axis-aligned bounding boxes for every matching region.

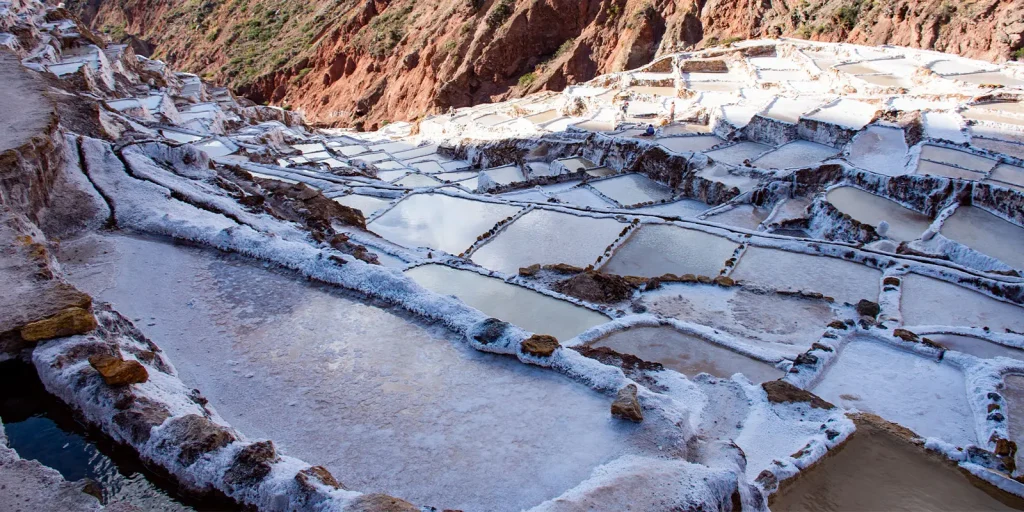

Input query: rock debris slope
[2,0,1024,510]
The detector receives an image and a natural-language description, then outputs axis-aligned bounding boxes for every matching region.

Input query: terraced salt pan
[964,107,1024,127]
[686,82,741,92]
[552,187,615,209]
[191,140,236,158]
[926,334,1024,361]
[525,110,559,124]
[721,105,759,128]
[922,112,967,143]
[805,99,877,129]
[475,113,512,127]
[856,74,912,88]
[771,420,1021,512]
[588,174,673,206]
[391,145,439,161]
[953,72,1024,87]
[366,141,417,154]
[812,336,975,446]
[482,165,526,187]
[941,206,1024,270]
[635,199,710,219]
[756,70,810,82]
[731,247,880,305]
[989,163,1024,190]
[333,194,391,216]
[974,138,1024,160]
[847,125,910,176]
[625,86,676,97]
[826,186,932,242]
[752,141,838,169]
[369,193,521,255]
[587,326,781,383]
[374,160,407,171]
[697,164,759,193]
[586,167,617,178]
[640,284,837,358]
[919,145,997,173]
[405,264,608,341]
[916,160,986,181]
[704,142,772,166]
[901,274,1024,333]
[574,120,617,132]
[601,224,738,278]
[471,209,625,275]
[660,123,712,135]
[658,135,724,153]
[702,205,769,231]
[409,160,446,173]
[434,170,478,183]
[393,174,441,188]
[761,97,829,124]
[1001,376,1024,482]
[931,60,991,75]
[60,234,637,512]
[558,157,596,173]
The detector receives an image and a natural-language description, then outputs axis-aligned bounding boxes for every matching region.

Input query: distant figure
[621,100,629,115]
[448,106,455,118]
[669,103,676,123]
[645,124,655,137]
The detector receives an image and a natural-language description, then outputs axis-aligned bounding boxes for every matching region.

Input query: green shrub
[1014,48,1024,61]
[487,0,513,28]
[836,4,860,30]
[518,72,536,88]
[554,37,575,58]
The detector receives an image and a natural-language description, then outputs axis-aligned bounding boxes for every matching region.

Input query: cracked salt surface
[60,234,660,512]
[812,336,975,446]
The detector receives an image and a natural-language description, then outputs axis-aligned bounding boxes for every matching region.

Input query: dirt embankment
[68,0,1024,128]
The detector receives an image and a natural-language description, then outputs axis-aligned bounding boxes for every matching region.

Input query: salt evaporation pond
[916,159,986,180]
[1003,375,1024,476]
[60,234,650,512]
[703,204,769,230]
[601,224,738,278]
[847,125,909,176]
[731,247,880,305]
[588,174,673,206]
[940,206,1024,270]
[771,419,1024,511]
[471,209,625,275]
[812,337,975,446]
[826,186,932,242]
[553,187,615,209]
[333,194,391,216]
[919,145,997,173]
[635,199,710,219]
[586,326,781,383]
[900,274,1024,333]
[641,284,837,358]
[405,264,608,341]
[368,193,521,255]
[926,334,1024,361]
[805,99,877,129]
[657,135,724,153]
[705,142,772,166]
[752,141,838,169]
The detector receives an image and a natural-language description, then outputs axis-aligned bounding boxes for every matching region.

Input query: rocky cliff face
[68,0,1024,128]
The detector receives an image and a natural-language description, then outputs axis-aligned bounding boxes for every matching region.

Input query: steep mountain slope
[69,0,1024,128]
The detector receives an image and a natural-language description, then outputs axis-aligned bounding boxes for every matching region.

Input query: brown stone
[552,271,634,303]
[158,414,236,466]
[343,493,419,512]
[712,275,735,287]
[113,396,171,444]
[88,354,148,386]
[20,307,97,342]
[611,383,643,422]
[883,277,901,287]
[827,320,848,330]
[518,264,541,276]
[521,334,559,357]
[762,380,834,410]
[892,328,920,342]
[855,299,881,318]
[223,440,280,486]
[296,466,344,491]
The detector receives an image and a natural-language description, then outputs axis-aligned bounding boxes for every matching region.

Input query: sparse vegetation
[356,6,413,57]
[487,0,513,29]
[518,71,536,88]
[1013,48,1024,61]
[836,1,862,31]
[554,37,575,59]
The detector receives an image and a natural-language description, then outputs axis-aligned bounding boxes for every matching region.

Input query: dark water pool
[0,360,240,511]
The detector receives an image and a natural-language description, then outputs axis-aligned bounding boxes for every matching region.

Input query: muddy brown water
[771,420,1024,511]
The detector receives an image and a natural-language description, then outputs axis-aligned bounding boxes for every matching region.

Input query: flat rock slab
[0,50,52,155]
[0,214,93,347]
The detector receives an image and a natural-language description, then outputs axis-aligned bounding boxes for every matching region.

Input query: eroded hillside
[69,0,1024,127]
